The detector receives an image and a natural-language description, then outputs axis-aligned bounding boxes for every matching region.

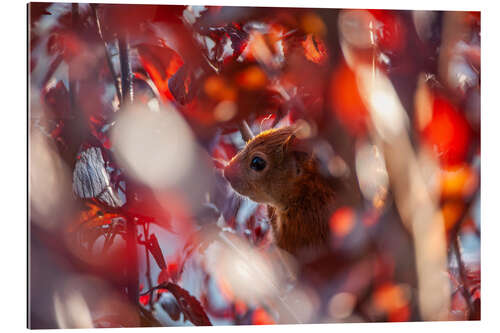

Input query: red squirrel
[223,126,349,257]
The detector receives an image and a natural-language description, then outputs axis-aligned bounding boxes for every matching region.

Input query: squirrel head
[224,126,312,208]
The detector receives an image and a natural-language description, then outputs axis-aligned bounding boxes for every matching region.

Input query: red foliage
[29,3,480,328]
[368,10,407,53]
[137,44,184,102]
[329,63,368,136]
[420,97,471,166]
[252,308,275,325]
[165,283,212,326]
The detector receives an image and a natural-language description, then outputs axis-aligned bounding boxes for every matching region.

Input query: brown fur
[224,126,338,256]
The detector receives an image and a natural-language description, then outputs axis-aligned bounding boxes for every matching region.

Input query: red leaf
[139,294,151,306]
[329,63,368,136]
[368,10,406,53]
[148,234,167,270]
[158,260,180,284]
[421,97,471,166]
[158,268,170,285]
[168,64,198,105]
[67,203,122,233]
[165,283,212,326]
[302,34,328,64]
[137,43,184,102]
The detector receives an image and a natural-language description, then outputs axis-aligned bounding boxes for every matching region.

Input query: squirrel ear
[282,133,297,153]
[283,133,310,155]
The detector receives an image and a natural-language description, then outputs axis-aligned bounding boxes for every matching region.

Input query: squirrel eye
[250,156,266,171]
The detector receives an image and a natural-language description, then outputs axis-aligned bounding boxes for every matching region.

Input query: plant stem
[118,34,133,105]
[90,4,122,105]
[119,33,139,304]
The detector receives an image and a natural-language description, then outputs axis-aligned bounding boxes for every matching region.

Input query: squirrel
[223,125,351,257]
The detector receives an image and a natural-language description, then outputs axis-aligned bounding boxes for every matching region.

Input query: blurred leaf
[137,43,184,102]
[168,64,198,105]
[302,34,328,64]
[329,63,368,136]
[421,97,471,166]
[165,283,212,326]
[68,202,122,233]
[139,294,151,306]
[252,307,275,325]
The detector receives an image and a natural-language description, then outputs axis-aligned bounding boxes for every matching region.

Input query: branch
[118,33,139,304]
[90,4,122,104]
[452,236,474,316]
[142,223,154,308]
[118,34,133,105]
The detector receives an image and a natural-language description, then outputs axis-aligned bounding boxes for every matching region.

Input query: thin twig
[452,236,474,317]
[142,223,154,308]
[90,4,122,104]
[118,34,133,105]
[140,283,169,296]
[118,33,139,305]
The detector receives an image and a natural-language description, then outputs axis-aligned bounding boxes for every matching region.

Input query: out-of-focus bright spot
[252,307,275,325]
[53,290,93,328]
[54,275,140,328]
[301,12,326,36]
[111,105,196,189]
[301,34,328,65]
[373,282,411,321]
[440,164,478,199]
[420,97,470,165]
[281,286,320,323]
[147,98,160,112]
[355,143,389,207]
[329,207,356,238]
[249,31,278,69]
[236,65,268,90]
[357,66,408,140]
[369,91,401,131]
[414,74,434,130]
[329,63,368,136]
[416,147,442,202]
[447,53,479,93]
[328,292,356,320]
[327,155,350,179]
[204,75,237,101]
[209,234,283,306]
[441,201,465,231]
[294,119,314,139]
[30,130,72,229]
[339,10,376,49]
[413,11,438,42]
[214,100,237,122]
[216,275,235,301]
